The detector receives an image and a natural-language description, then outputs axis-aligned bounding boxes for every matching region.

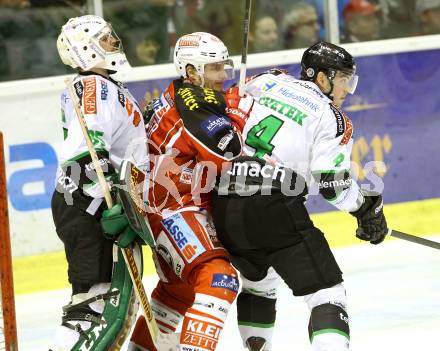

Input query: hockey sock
[180,293,231,351]
[308,303,350,351]
[237,291,276,351]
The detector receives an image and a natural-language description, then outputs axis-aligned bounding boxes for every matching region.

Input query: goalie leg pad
[54,244,142,351]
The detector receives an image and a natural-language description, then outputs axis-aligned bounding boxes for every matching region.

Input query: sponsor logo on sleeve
[200,115,231,137]
[210,274,239,293]
[318,178,352,190]
[154,95,172,118]
[100,80,108,100]
[330,103,353,144]
[164,92,175,107]
[118,91,125,107]
[74,81,83,99]
[83,77,97,114]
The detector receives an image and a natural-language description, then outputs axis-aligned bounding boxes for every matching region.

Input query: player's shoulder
[247,72,329,116]
[75,73,123,98]
[70,73,126,117]
[173,79,226,120]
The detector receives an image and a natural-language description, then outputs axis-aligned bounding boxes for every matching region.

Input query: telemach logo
[228,161,286,182]
[318,178,352,189]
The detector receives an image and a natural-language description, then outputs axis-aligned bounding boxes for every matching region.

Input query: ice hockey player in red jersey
[128,32,243,351]
[212,42,389,351]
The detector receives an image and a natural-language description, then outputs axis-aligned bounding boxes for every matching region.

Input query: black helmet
[300,41,356,82]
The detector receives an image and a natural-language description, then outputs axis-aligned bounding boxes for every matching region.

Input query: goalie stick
[64,77,176,350]
[389,229,440,250]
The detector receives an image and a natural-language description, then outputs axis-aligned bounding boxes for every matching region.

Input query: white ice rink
[16,236,440,351]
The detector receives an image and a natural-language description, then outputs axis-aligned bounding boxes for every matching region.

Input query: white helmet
[174,32,234,80]
[57,15,130,72]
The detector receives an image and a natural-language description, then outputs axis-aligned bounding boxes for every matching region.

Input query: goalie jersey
[56,72,148,213]
[239,71,363,212]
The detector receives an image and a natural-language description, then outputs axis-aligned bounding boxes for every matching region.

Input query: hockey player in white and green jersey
[51,15,148,351]
[213,42,388,351]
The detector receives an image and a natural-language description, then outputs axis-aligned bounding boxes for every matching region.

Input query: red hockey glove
[224,85,241,109]
[224,86,253,132]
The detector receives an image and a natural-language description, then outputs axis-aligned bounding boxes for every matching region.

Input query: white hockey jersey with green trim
[240,72,363,212]
[58,73,148,200]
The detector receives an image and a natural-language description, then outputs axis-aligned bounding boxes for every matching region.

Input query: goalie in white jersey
[50,15,148,351]
[213,42,388,351]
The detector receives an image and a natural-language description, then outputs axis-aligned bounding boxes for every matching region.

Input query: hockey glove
[224,86,253,132]
[101,203,138,248]
[350,194,388,244]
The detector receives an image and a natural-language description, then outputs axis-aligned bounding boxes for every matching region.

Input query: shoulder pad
[328,103,353,145]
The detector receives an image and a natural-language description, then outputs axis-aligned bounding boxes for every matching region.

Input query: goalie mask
[174,32,234,86]
[57,15,130,72]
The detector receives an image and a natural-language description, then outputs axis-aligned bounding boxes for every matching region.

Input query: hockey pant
[212,192,349,350]
[129,210,239,351]
[51,191,113,294]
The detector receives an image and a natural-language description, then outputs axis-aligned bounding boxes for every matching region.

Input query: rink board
[13,198,440,294]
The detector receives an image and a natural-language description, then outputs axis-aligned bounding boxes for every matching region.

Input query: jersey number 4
[245,115,283,159]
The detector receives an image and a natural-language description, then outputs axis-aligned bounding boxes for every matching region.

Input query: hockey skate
[246,336,268,351]
[129,329,180,351]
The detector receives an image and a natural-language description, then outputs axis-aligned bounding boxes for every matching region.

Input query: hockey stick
[238,0,252,97]
[64,77,168,349]
[389,229,440,250]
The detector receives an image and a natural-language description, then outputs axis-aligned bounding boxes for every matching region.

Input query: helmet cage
[92,24,123,55]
